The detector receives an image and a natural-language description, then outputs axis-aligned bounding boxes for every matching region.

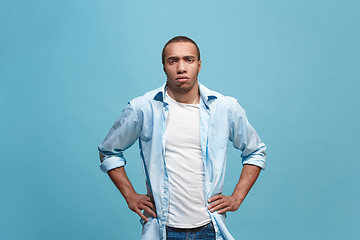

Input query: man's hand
[126,193,157,221]
[207,195,242,214]
[107,167,157,222]
[207,164,261,214]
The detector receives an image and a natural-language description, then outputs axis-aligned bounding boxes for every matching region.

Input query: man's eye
[169,60,176,64]
[187,59,194,63]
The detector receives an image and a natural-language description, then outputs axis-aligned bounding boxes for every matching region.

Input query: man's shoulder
[129,84,165,107]
[200,84,247,120]
[200,84,239,105]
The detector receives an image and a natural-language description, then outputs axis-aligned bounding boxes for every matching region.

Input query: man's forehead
[164,42,198,58]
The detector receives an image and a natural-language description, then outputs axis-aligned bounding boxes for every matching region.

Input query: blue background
[1,0,359,239]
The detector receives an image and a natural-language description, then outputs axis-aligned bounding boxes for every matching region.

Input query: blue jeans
[166,222,216,240]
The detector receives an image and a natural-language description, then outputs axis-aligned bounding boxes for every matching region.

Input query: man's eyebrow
[166,56,179,61]
[167,55,196,61]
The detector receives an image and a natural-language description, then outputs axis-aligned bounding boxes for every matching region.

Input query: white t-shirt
[164,91,211,228]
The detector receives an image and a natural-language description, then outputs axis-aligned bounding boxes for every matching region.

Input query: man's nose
[177,60,186,73]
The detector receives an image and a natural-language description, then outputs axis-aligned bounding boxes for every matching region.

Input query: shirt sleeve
[228,98,267,170]
[98,102,142,173]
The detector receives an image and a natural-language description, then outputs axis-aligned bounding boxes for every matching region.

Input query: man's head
[162,36,201,96]
[162,36,200,64]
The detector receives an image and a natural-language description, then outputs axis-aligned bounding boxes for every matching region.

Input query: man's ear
[198,59,202,73]
[163,64,167,75]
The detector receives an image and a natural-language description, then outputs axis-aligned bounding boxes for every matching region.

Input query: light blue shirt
[98,83,266,240]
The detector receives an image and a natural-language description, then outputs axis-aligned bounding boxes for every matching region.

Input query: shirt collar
[152,82,217,105]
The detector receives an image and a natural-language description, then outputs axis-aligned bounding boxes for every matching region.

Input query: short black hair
[162,36,200,64]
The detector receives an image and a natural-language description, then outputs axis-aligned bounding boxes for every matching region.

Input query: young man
[98,36,267,240]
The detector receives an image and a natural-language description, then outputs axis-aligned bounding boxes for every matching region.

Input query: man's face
[163,42,201,95]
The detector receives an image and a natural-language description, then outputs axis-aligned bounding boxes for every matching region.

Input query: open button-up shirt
[98,83,266,240]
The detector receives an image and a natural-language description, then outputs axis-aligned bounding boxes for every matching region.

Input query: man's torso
[164,91,211,228]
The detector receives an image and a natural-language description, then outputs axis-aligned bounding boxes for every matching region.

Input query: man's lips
[176,76,189,81]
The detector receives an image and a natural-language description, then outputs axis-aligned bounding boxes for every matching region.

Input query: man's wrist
[231,193,245,206]
[123,190,138,203]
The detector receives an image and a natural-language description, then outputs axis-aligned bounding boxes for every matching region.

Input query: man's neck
[166,83,200,104]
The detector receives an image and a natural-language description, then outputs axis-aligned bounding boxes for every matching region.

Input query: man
[98,36,266,240]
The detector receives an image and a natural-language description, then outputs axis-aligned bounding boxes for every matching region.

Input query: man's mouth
[176,76,189,82]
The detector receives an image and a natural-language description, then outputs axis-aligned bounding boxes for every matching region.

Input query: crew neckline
[165,90,200,106]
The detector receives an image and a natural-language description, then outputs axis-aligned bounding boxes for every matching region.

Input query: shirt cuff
[99,156,126,173]
[242,157,266,170]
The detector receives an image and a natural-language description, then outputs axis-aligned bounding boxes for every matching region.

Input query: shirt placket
[200,99,211,200]
[199,99,222,240]
[160,101,169,239]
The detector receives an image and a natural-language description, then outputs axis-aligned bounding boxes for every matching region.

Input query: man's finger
[208,197,225,208]
[144,199,156,211]
[142,206,157,218]
[143,196,157,211]
[136,209,148,221]
[217,206,231,214]
[209,202,227,212]
[207,200,221,210]
[208,195,223,203]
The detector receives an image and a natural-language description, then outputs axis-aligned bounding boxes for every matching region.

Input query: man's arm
[98,102,155,220]
[107,166,157,221]
[208,98,267,214]
[207,164,261,214]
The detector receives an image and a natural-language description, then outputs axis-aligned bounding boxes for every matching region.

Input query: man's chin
[174,84,193,94]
